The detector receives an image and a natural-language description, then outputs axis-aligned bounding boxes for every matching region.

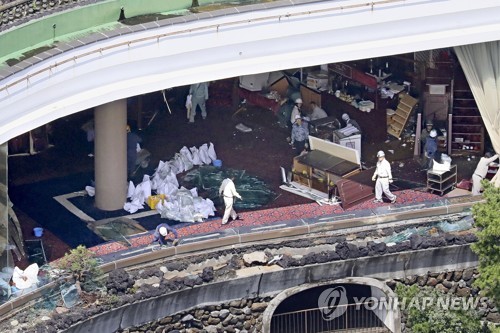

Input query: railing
[271,302,390,333]
[0,0,407,95]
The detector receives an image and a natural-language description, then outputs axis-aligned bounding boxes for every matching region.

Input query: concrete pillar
[94,99,127,211]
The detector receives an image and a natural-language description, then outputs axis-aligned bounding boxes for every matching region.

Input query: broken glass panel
[60,283,79,308]
[87,217,147,246]
[182,166,276,209]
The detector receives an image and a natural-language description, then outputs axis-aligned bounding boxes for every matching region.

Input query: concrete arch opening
[263,278,401,333]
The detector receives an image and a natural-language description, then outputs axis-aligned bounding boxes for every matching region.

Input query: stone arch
[262,277,401,333]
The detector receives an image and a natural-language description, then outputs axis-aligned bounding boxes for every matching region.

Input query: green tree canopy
[472,181,500,307]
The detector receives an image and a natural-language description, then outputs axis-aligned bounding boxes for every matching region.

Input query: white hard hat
[294,114,301,121]
[295,98,303,104]
[377,150,385,158]
[341,113,350,121]
[429,129,437,138]
[159,226,168,236]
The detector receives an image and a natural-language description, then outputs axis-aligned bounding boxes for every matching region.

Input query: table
[238,87,281,115]
[295,150,359,177]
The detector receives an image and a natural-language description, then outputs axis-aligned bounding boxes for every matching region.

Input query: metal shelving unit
[427,164,457,196]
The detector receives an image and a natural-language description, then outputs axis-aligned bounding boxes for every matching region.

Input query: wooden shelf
[387,93,418,139]
[449,68,484,155]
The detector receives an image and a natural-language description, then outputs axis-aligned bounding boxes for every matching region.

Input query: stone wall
[119,298,269,333]
[386,268,499,330]
[0,213,485,333]
[117,268,499,333]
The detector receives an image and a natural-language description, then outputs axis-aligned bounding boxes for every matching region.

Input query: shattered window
[87,217,147,247]
[182,166,276,209]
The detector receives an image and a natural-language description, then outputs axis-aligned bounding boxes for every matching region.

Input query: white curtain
[454,41,500,187]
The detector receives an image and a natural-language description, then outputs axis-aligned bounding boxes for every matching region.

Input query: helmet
[159,226,168,236]
[377,150,385,158]
[429,129,437,138]
[294,114,301,121]
[425,120,433,126]
[342,113,350,121]
[295,98,303,104]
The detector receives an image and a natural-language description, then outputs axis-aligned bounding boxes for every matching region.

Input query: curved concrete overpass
[1,0,500,144]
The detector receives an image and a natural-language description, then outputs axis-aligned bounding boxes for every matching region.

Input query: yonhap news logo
[317,286,348,320]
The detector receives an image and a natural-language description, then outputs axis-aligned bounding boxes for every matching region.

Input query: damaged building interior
[5,49,497,269]
[1,1,500,331]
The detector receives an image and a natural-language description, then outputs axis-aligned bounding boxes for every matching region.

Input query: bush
[396,283,485,333]
[472,181,500,308]
[56,245,102,293]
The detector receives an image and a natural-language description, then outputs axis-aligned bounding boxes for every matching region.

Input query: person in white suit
[471,152,499,195]
[219,177,242,225]
[188,82,209,123]
[372,151,397,204]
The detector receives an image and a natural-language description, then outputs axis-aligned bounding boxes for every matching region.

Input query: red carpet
[90,189,438,256]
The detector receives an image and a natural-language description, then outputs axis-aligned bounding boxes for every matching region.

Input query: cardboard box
[306,72,329,90]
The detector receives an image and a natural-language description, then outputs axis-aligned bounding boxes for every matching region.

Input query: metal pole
[414,112,422,156]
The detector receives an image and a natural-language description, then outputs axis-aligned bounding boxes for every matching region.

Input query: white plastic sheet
[190,146,202,165]
[12,263,39,289]
[199,143,211,164]
[85,186,95,197]
[123,143,218,220]
[156,187,215,223]
[127,181,135,198]
[208,142,217,161]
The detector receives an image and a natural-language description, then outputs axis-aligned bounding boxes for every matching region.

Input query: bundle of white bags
[170,142,217,174]
[123,143,217,222]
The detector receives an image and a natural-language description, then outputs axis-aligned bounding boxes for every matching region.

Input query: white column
[94,99,127,211]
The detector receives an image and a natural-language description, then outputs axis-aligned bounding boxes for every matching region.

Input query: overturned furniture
[387,93,418,138]
[287,136,372,208]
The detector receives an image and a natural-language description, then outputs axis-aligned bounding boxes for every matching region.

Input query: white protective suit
[189,82,209,122]
[372,158,396,202]
[219,178,242,224]
[472,154,499,195]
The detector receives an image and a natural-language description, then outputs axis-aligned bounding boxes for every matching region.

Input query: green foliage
[488,324,500,333]
[395,284,484,333]
[56,245,102,282]
[471,181,500,307]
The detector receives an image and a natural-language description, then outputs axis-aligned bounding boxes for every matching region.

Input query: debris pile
[124,143,218,222]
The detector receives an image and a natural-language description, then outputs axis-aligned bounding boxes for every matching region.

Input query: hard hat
[295,98,303,104]
[377,150,385,158]
[341,113,350,121]
[429,129,437,138]
[294,114,301,121]
[426,120,433,126]
[159,226,168,236]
